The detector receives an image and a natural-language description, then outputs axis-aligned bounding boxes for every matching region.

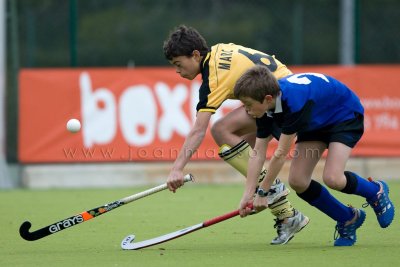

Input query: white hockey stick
[121,207,246,250]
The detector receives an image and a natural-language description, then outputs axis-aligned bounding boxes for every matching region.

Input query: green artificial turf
[1,180,399,267]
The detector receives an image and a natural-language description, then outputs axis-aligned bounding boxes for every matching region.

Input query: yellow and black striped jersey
[197,43,292,113]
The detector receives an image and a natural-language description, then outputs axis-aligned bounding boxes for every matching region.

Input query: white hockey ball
[66,118,81,133]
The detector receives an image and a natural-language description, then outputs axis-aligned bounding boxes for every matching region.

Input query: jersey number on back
[287,73,329,85]
[238,49,278,72]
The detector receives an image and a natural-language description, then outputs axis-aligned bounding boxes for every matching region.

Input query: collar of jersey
[201,52,211,70]
[266,92,282,117]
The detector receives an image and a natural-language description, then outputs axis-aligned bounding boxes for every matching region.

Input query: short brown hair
[163,25,209,60]
[234,65,280,102]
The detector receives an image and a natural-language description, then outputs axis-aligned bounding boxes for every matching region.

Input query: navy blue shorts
[296,113,364,148]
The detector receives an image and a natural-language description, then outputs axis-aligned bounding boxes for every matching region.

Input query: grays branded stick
[20,174,193,241]
[121,204,253,250]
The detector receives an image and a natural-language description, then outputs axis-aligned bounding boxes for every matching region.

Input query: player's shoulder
[211,43,262,53]
[211,43,240,53]
[279,72,335,85]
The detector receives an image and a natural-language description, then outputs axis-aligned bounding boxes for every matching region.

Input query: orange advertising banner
[19,65,400,163]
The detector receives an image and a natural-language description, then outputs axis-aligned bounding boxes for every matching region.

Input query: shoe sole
[378,181,395,228]
[271,216,310,245]
[334,210,366,246]
[354,209,366,229]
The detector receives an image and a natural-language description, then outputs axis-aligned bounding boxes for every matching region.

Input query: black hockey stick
[19,174,193,241]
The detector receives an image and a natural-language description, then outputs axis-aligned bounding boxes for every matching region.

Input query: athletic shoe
[266,178,290,204]
[270,210,309,245]
[363,179,395,228]
[334,208,366,246]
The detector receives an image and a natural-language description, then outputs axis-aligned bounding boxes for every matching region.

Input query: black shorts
[296,113,364,148]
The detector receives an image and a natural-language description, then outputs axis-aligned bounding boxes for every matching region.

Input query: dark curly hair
[163,25,209,60]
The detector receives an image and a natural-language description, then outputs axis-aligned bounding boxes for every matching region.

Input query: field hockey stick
[121,204,254,250]
[19,174,194,241]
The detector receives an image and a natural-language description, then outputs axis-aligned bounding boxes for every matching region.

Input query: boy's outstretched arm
[239,137,269,217]
[260,133,296,191]
[167,111,212,192]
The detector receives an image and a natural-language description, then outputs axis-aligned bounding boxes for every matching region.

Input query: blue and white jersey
[256,73,364,137]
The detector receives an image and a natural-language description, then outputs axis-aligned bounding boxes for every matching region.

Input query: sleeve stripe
[198,108,216,113]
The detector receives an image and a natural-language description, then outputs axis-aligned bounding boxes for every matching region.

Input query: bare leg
[292,141,365,247]
[211,106,256,147]
[289,141,326,193]
[240,132,257,147]
[323,142,352,190]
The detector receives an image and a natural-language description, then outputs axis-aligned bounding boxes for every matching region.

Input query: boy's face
[169,50,202,80]
[240,96,272,118]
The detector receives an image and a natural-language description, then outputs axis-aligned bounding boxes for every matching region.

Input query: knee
[322,172,343,190]
[288,175,309,193]
[211,119,226,140]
